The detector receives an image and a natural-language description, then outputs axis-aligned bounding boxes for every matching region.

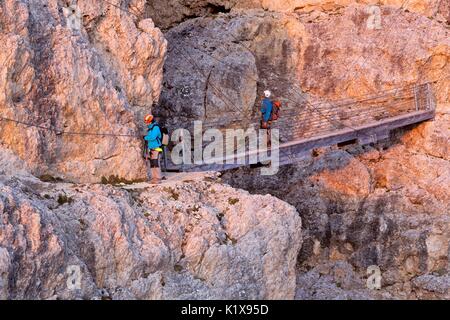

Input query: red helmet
[144,114,154,124]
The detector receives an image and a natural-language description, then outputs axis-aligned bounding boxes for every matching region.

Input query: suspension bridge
[166,82,436,172]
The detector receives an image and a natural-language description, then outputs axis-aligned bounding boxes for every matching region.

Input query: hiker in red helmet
[144,114,163,184]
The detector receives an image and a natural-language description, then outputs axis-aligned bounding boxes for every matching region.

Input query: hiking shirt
[261,98,273,122]
[145,122,162,150]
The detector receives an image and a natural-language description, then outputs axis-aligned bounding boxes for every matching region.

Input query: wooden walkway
[165,83,436,172]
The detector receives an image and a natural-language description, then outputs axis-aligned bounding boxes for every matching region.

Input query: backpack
[271,101,281,121]
[152,123,170,147]
[159,125,170,146]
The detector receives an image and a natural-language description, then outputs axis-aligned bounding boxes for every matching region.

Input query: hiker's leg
[150,150,162,184]
[150,167,161,184]
[155,150,166,180]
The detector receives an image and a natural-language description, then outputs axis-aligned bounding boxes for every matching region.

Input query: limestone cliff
[0,168,301,299]
[146,0,449,29]
[158,4,448,126]
[0,0,166,183]
[156,1,449,299]
[0,0,448,300]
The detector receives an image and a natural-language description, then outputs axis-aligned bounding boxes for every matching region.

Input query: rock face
[0,172,301,299]
[0,0,448,300]
[145,0,237,30]
[0,0,167,183]
[234,0,449,21]
[152,1,450,299]
[146,0,450,29]
[158,10,307,130]
[224,137,449,298]
[158,4,449,133]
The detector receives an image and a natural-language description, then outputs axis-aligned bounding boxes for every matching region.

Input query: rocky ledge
[0,170,301,300]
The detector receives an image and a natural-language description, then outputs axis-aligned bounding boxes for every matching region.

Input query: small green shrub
[39,174,63,183]
[216,212,225,221]
[57,194,73,206]
[226,234,237,245]
[174,264,183,272]
[100,175,146,186]
[228,197,239,205]
[78,218,88,231]
[163,187,179,201]
[187,205,200,215]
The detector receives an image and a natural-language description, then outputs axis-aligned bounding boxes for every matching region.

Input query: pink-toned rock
[0,173,302,299]
[0,0,167,183]
[145,0,449,29]
[312,156,371,197]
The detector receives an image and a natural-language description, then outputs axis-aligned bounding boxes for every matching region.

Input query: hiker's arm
[146,127,161,141]
[144,130,156,141]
